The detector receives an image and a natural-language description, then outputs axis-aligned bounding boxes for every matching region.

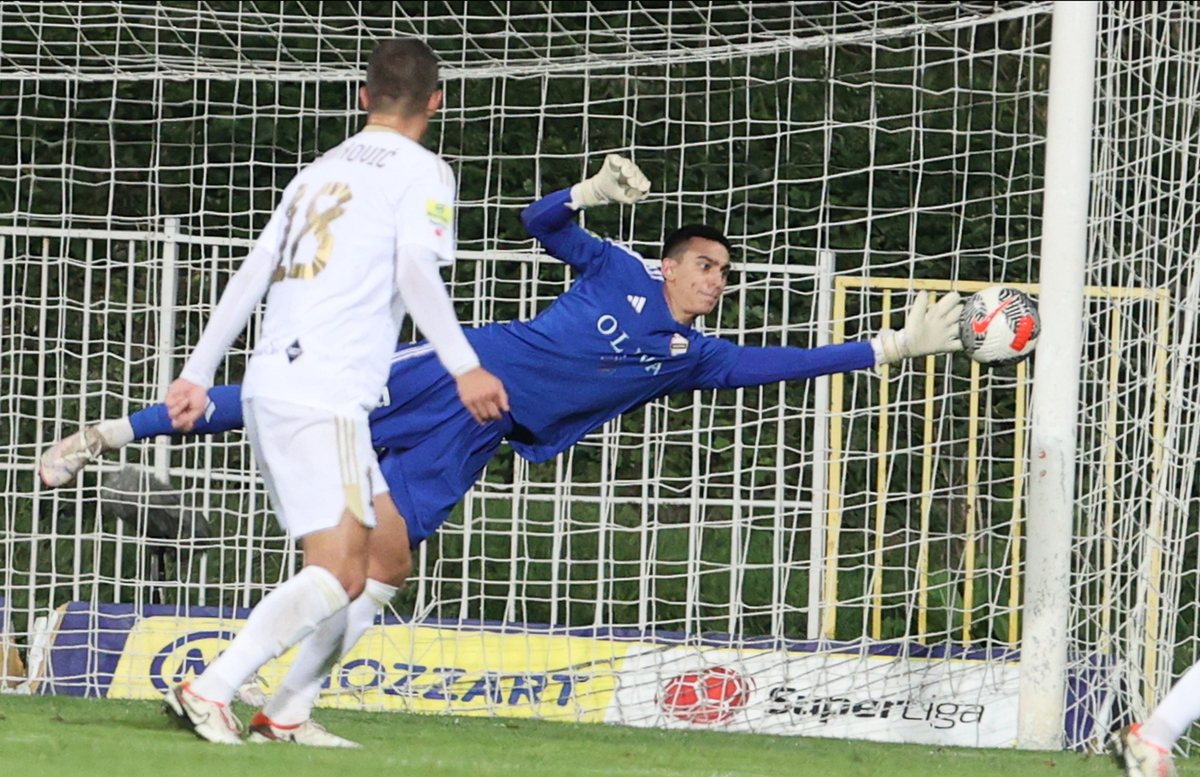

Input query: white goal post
[1019,0,1098,750]
[3,0,1200,752]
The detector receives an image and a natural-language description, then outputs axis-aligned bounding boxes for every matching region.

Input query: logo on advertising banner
[45,602,1111,748]
[611,646,1026,747]
[106,615,633,723]
[765,688,985,730]
[312,626,627,721]
[657,666,753,724]
[147,630,238,692]
[108,619,242,699]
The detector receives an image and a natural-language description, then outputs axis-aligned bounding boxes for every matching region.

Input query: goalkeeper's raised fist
[875,290,963,364]
[568,154,651,210]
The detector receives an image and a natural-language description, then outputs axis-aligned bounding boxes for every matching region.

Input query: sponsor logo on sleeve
[669,333,689,356]
[426,200,453,229]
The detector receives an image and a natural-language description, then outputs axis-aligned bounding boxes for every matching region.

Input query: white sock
[96,418,134,448]
[189,565,349,706]
[1141,661,1200,749]
[262,578,397,725]
[261,606,348,725]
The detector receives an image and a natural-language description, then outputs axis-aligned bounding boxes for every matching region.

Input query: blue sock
[128,384,245,440]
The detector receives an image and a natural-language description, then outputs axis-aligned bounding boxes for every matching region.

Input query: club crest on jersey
[669,333,689,356]
[627,295,646,314]
[286,339,303,363]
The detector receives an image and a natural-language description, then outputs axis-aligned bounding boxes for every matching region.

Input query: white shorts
[243,396,382,537]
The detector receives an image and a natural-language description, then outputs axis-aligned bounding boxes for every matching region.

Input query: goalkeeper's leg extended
[39,422,127,487]
[38,384,246,487]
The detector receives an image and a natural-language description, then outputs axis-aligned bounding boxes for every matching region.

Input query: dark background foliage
[1,2,1056,646]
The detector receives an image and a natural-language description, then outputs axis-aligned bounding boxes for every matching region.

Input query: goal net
[1,0,1196,750]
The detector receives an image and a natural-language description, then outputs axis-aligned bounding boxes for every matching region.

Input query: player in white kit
[161,39,508,746]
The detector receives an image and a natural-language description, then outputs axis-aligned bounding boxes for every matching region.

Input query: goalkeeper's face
[662,238,731,323]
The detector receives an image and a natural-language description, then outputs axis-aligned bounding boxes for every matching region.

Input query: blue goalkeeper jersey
[132,189,878,541]
[455,188,876,463]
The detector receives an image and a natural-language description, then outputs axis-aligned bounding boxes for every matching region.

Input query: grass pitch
[0,694,1176,777]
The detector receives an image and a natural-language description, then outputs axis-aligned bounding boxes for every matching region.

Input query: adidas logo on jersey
[627,295,646,314]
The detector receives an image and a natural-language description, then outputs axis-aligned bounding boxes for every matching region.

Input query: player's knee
[368,542,411,588]
[392,547,413,587]
[338,571,367,601]
[331,558,368,601]
[301,560,364,601]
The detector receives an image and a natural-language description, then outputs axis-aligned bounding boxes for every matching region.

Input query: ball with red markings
[958,286,1040,365]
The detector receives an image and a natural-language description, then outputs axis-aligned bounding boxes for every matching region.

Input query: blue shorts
[370,345,512,547]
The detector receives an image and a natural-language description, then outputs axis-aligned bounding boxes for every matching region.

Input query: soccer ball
[958,286,1040,365]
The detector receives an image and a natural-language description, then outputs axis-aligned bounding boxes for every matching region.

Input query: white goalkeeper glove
[874,290,964,365]
[568,154,651,210]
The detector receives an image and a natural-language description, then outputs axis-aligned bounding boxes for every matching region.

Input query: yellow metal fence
[819,277,1170,681]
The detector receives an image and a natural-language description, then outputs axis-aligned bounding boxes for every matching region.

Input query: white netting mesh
[3,0,1198,749]
[1077,1,1200,741]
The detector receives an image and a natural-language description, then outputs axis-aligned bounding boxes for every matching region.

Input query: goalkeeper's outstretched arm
[689,291,965,390]
[521,154,650,273]
[872,290,963,363]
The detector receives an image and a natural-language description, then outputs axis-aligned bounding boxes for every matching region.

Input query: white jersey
[179,126,480,414]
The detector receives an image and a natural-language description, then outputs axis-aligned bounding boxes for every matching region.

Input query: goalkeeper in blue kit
[41,155,964,743]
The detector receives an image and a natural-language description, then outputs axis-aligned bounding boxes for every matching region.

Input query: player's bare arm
[164,377,209,432]
[454,365,509,423]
